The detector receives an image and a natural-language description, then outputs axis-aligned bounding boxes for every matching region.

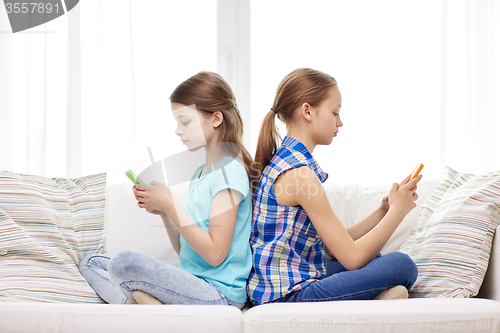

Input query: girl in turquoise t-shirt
[79,72,253,308]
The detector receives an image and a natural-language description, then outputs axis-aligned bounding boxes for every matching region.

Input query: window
[250,0,442,185]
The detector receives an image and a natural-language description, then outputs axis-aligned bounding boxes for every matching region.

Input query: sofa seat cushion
[244,298,500,333]
[0,303,244,333]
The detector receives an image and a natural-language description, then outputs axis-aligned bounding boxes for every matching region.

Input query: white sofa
[1,177,499,333]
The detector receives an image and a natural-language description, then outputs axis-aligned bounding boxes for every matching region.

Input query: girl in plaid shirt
[247,68,420,305]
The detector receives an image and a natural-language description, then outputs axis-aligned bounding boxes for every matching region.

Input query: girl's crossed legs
[274,252,418,303]
[78,249,244,309]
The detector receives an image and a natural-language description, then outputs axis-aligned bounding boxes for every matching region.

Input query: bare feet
[132,291,163,305]
[125,298,137,304]
[373,285,409,300]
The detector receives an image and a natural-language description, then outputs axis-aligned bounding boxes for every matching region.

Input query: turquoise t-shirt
[179,155,252,303]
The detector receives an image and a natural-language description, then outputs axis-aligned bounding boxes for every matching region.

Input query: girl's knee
[108,250,138,276]
[390,252,418,285]
[108,250,146,277]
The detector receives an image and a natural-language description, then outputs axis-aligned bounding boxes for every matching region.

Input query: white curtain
[1,0,499,186]
[0,1,217,184]
[250,0,499,186]
[1,4,70,178]
[440,0,500,175]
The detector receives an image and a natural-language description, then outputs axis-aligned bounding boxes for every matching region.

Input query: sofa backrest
[105,179,441,258]
[323,178,440,254]
[104,178,498,301]
[104,183,185,266]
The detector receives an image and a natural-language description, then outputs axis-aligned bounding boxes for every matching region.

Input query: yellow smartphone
[407,164,424,184]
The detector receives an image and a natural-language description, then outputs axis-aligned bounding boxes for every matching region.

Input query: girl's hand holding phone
[133,181,174,216]
[387,165,423,218]
[380,164,424,214]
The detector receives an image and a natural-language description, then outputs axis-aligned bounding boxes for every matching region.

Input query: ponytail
[253,68,337,183]
[253,110,281,186]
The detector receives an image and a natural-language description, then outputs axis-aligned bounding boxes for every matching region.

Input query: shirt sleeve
[209,157,250,201]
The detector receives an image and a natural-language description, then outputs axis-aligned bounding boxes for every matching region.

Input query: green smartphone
[125,169,144,184]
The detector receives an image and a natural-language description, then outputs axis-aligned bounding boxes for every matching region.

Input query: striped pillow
[400,167,500,298]
[0,171,106,303]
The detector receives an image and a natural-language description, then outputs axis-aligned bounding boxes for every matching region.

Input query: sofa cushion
[244,298,500,333]
[400,167,500,298]
[0,171,106,303]
[0,303,244,333]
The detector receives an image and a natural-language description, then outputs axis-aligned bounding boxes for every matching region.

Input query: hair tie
[271,107,278,115]
[233,100,239,112]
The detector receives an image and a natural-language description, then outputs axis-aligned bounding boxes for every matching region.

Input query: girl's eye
[182,121,190,125]
[334,113,339,116]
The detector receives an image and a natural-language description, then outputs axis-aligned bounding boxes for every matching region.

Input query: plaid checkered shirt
[247,136,329,305]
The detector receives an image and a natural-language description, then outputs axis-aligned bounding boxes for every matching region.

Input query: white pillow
[400,167,500,298]
[0,171,106,303]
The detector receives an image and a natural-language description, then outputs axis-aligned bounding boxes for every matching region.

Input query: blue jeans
[273,252,418,303]
[78,250,245,309]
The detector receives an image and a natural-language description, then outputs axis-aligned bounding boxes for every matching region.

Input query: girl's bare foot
[132,291,163,305]
[373,285,409,300]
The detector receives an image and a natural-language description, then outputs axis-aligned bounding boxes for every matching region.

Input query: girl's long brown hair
[254,68,337,180]
[170,71,256,193]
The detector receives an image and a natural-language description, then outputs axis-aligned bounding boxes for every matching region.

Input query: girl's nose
[175,126,183,136]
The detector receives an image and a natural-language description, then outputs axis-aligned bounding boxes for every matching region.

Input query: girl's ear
[299,103,313,122]
[212,111,223,128]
